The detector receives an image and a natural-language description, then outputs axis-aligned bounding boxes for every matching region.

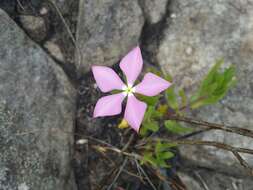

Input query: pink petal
[124,95,147,132]
[93,93,126,117]
[119,46,143,86]
[92,66,125,93]
[135,73,171,96]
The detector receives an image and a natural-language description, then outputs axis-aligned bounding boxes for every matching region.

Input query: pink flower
[92,46,171,132]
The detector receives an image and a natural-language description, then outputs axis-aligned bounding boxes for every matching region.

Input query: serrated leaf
[164,120,193,134]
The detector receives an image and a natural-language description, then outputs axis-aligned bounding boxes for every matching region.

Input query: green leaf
[137,94,160,106]
[140,125,149,136]
[110,89,123,94]
[146,67,163,77]
[224,66,236,83]
[162,142,178,148]
[146,67,173,83]
[200,59,224,92]
[166,86,178,110]
[144,106,162,121]
[164,73,173,83]
[190,59,236,109]
[141,152,157,167]
[153,141,174,168]
[179,88,187,108]
[156,159,171,168]
[155,141,174,154]
[140,106,163,136]
[157,104,168,115]
[164,120,193,134]
[143,121,159,132]
[141,141,176,169]
[190,100,205,109]
[155,141,176,153]
[160,151,175,160]
[155,141,163,155]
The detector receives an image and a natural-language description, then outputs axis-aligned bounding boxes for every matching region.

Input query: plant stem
[166,114,253,139]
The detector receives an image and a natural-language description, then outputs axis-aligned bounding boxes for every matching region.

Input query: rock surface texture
[139,0,169,24]
[1,0,253,189]
[178,170,253,190]
[0,9,76,190]
[19,15,47,42]
[76,0,144,73]
[157,0,253,176]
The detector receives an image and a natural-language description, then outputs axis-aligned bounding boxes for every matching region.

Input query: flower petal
[119,46,143,86]
[93,93,126,117]
[92,66,125,93]
[124,95,147,132]
[135,73,171,96]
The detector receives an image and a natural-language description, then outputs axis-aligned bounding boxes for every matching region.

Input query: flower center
[122,84,135,96]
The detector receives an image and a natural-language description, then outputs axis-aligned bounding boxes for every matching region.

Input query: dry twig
[47,0,82,67]
[155,138,253,176]
[107,158,128,190]
[135,159,157,190]
[167,114,253,139]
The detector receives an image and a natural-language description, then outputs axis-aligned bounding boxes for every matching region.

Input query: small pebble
[185,46,193,55]
[93,83,98,89]
[44,41,64,62]
[19,15,47,42]
[76,139,88,145]
[170,13,177,18]
[40,7,48,15]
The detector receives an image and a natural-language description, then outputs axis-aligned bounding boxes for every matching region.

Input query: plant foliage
[119,60,236,170]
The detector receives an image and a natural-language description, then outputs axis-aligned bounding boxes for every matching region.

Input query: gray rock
[76,0,144,73]
[0,9,76,190]
[139,0,168,24]
[157,0,253,175]
[39,0,79,68]
[50,0,77,16]
[177,172,203,190]
[178,169,253,190]
[0,0,16,15]
[44,41,65,62]
[19,15,47,42]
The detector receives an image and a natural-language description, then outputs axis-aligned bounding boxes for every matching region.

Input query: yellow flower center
[122,85,135,96]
